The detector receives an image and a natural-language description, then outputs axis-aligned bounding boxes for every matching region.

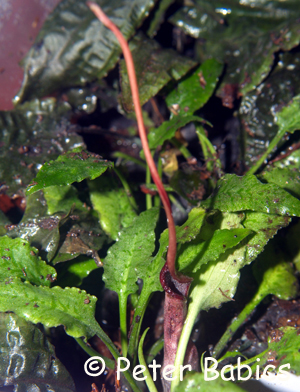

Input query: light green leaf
[201,174,300,216]
[0,236,56,286]
[43,185,86,215]
[259,167,300,199]
[166,59,223,115]
[89,176,137,240]
[27,149,113,195]
[276,94,300,134]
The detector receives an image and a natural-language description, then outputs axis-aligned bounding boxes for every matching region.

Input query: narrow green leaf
[166,59,223,115]
[147,115,205,152]
[89,176,137,240]
[120,33,196,112]
[0,236,56,286]
[201,174,300,216]
[0,313,75,391]
[103,207,159,297]
[26,149,113,195]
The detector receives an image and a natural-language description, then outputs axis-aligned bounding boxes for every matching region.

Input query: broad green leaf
[89,176,137,240]
[274,149,300,170]
[147,115,205,151]
[178,228,253,273]
[250,326,300,375]
[26,149,113,195]
[166,59,223,116]
[0,313,75,391]
[0,236,56,286]
[0,98,84,196]
[259,167,300,199]
[55,256,99,287]
[0,278,100,339]
[103,207,159,297]
[120,33,196,112]
[276,94,300,133]
[174,372,245,392]
[201,174,300,216]
[16,0,158,103]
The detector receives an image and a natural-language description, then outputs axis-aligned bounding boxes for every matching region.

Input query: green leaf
[26,149,113,195]
[201,174,300,216]
[103,207,159,297]
[251,326,300,375]
[0,278,100,339]
[0,313,75,391]
[89,175,137,240]
[43,185,87,215]
[276,94,300,133]
[147,115,205,151]
[178,228,253,273]
[147,0,175,38]
[0,98,84,196]
[16,0,158,103]
[0,236,56,286]
[174,372,245,392]
[259,167,300,199]
[120,33,196,112]
[166,59,223,115]
[55,256,99,287]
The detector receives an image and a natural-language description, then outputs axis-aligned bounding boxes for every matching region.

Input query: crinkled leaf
[201,174,300,216]
[259,167,300,199]
[178,228,252,273]
[0,313,75,391]
[0,237,56,286]
[0,278,100,340]
[147,115,205,151]
[89,176,137,240]
[166,59,223,116]
[170,1,300,98]
[174,372,245,392]
[26,149,113,195]
[240,53,300,167]
[250,327,300,375]
[120,33,196,112]
[17,0,158,103]
[103,207,159,298]
[0,98,84,196]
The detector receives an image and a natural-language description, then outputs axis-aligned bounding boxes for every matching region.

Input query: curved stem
[87,1,190,284]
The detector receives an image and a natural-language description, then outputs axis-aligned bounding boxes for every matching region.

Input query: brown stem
[87,1,191,284]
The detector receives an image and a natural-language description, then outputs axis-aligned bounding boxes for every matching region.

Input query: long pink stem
[87,2,191,284]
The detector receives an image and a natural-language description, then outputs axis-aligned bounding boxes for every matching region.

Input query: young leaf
[89,176,137,240]
[166,59,223,116]
[120,33,196,112]
[26,149,113,195]
[16,0,159,103]
[0,236,56,286]
[201,174,300,216]
[0,313,75,391]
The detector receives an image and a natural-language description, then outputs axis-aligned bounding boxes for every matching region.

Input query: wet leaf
[26,149,113,195]
[240,53,300,167]
[0,278,101,340]
[0,98,84,196]
[166,59,223,116]
[170,1,300,97]
[147,114,205,151]
[120,33,196,112]
[89,175,137,240]
[103,207,159,298]
[259,167,300,199]
[201,174,300,216]
[174,372,245,392]
[0,312,75,391]
[250,326,300,375]
[17,0,159,103]
[0,236,56,286]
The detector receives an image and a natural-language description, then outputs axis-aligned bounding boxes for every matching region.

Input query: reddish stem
[87,2,191,284]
